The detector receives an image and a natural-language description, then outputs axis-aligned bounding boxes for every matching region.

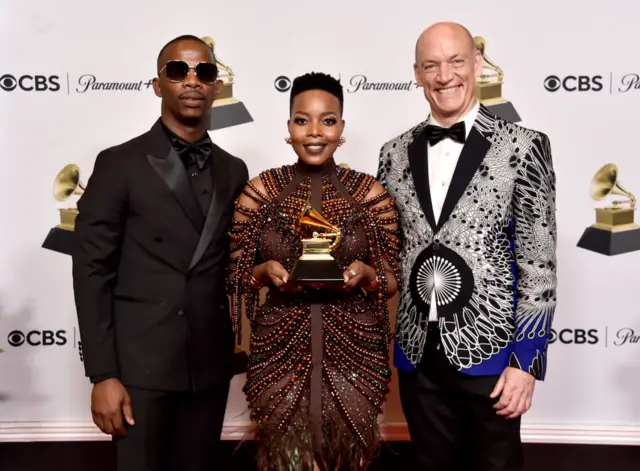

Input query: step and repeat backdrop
[1,0,639,443]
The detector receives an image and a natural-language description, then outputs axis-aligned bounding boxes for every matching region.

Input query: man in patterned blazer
[377,22,557,470]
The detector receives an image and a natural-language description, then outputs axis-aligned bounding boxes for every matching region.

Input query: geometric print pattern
[377,105,557,380]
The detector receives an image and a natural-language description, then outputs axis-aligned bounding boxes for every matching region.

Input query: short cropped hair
[289,72,344,116]
[156,35,215,71]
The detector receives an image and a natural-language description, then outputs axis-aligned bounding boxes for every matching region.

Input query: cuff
[90,373,118,384]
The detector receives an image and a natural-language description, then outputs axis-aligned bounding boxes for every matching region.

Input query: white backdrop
[1,0,639,444]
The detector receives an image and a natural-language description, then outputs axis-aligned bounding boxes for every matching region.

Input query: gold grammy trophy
[289,204,345,285]
[201,36,253,131]
[576,163,640,256]
[41,164,85,255]
[474,36,521,123]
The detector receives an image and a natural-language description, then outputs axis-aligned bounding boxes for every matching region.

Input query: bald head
[415,22,476,61]
[412,21,482,127]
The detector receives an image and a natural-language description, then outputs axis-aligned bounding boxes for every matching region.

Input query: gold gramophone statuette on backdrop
[588,163,637,231]
[576,162,640,256]
[199,36,253,131]
[53,164,85,231]
[474,36,505,103]
[471,36,521,123]
[201,36,236,106]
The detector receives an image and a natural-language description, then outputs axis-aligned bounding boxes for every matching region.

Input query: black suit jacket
[72,118,249,392]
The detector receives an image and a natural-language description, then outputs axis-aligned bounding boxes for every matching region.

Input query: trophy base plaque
[577,206,640,255]
[42,207,78,256]
[42,226,76,256]
[289,205,345,287]
[577,225,640,256]
[209,98,253,131]
[483,99,521,123]
[477,82,521,123]
[289,259,345,285]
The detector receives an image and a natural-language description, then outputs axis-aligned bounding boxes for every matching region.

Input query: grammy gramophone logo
[577,163,640,256]
[41,164,84,255]
[200,36,253,131]
[473,36,521,123]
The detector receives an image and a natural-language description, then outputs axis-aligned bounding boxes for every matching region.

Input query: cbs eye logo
[274,75,291,93]
[543,75,603,92]
[0,74,18,91]
[0,74,61,92]
[7,329,67,347]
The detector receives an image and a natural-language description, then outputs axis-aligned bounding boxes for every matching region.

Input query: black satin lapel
[146,149,205,233]
[189,150,230,270]
[436,127,491,232]
[408,130,437,231]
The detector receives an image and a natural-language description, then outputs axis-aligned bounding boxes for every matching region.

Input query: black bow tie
[425,121,466,146]
[172,137,212,170]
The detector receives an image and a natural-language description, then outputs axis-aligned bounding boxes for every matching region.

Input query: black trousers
[114,381,230,471]
[398,324,523,471]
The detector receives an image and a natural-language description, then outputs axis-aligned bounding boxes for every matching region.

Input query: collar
[160,120,212,146]
[428,99,479,139]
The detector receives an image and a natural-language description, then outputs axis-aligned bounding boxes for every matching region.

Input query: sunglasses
[159,60,218,84]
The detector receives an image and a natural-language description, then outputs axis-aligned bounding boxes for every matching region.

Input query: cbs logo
[0,74,61,92]
[274,75,291,93]
[7,330,67,347]
[543,75,603,92]
[549,328,599,345]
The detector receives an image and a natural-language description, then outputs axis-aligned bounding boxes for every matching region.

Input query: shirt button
[441,181,446,186]
[445,152,450,156]
[177,309,185,316]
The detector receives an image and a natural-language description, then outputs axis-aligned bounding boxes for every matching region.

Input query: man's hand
[490,367,535,419]
[91,378,134,436]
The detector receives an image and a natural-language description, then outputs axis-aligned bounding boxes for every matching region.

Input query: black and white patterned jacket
[377,104,557,380]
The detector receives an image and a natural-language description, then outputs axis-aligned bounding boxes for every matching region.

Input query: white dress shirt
[427,100,479,322]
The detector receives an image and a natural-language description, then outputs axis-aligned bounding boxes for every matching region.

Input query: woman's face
[288,89,344,167]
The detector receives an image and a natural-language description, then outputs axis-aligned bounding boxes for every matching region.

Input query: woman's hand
[343,261,377,291]
[253,261,301,292]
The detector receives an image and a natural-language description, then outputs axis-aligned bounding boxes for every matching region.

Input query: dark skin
[250,89,398,296]
[153,39,222,142]
[90,39,223,438]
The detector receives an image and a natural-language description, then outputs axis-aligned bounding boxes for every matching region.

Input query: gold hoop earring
[285,137,292,145]
[338,137,346,147]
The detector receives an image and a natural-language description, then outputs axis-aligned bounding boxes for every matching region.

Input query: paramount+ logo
[543,75,603,93]
[0,74,61,92]
[549,328,599,345]
[7,329,67,347]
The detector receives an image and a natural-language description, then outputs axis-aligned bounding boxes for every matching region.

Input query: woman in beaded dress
[228,72,401,471]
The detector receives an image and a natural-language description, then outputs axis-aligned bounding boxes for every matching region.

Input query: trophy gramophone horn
[474,36,504,82]
[589,163,636,207]
[289,204,345,284]
[53,164,85,202]
[299,204,342,248]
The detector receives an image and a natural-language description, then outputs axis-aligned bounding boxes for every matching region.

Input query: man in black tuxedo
[72,35,249,471]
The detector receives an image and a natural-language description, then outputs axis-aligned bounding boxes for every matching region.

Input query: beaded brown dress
[228,158,401,470]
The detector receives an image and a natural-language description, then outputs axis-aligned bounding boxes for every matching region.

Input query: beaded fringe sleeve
[227,164,402,345]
